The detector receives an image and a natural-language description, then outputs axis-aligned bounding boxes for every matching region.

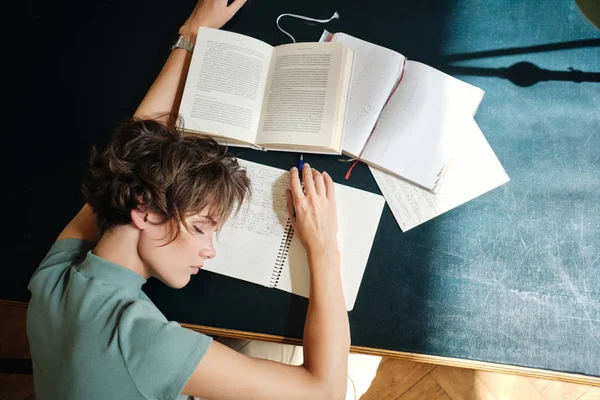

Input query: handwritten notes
[331,33,405,157]
[227,161,290,237]
[370,119,510,231]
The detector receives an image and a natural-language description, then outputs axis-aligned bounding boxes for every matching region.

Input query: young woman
[26,1,350,399]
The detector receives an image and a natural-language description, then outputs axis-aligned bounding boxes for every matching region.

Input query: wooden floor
[359,358,600,400]
[1,302,598,400]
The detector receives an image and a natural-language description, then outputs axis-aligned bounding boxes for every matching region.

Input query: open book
[178,27,354,154]
[370,118,510,231]
[320,31,485,192]
[202,159,385,311]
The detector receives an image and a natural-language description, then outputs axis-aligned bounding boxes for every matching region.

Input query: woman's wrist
[307,248,341,274]
[178,24,200,45]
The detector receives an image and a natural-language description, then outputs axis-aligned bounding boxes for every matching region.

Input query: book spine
[318,29,333,42]
[269,218,295,288]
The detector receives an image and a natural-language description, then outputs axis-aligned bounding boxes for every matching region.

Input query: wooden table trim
[5,298,599,387]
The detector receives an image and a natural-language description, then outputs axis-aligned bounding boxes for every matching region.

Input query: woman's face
[138,211,219,289]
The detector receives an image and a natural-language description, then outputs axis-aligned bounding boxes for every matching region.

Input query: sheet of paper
[370,119,509,231]
[203,161,289,287]
[331,33,405,158]
[179,27,273,144]
[362,61,485,191]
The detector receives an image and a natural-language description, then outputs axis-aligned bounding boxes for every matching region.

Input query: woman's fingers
[226,0,247,15]
[289,167,304,202]
[312,169,326,196]
[323,171,336,201]
[302,163,315,196]
[290,163,331,204]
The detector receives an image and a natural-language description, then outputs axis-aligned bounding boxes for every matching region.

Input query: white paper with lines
[329,33,406,158]
[361,61,485,192]
[370,118,510,231]
[321,31,485,192]
[203,159,385,310]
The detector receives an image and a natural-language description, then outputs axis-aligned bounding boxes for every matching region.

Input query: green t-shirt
[27,239,212,400]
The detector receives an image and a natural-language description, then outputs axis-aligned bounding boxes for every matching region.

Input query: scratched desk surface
[4,0,600,378]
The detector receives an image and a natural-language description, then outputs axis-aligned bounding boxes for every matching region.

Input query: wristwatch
[171,34,195,53]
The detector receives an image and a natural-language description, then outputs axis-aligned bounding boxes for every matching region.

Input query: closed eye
[194,226,205,234]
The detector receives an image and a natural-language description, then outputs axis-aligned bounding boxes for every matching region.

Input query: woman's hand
[286,164,340,261]
[179,0,246,43]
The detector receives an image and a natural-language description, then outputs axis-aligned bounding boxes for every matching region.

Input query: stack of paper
[369,118,510,231]
[318,30,510,231]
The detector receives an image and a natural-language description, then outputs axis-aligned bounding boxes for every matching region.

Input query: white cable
[276,11,340,43]
[348,375,357,400]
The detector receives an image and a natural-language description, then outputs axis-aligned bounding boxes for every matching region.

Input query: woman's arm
[137,3,349,396]
[134,0,246,126]
[58,0,245,243]
[56,204,101,243]
[183,165,349,400]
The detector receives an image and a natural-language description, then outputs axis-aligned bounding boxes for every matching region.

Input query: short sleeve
[34,239,95,275]
[118,301,213,400]
[28,239,95,293]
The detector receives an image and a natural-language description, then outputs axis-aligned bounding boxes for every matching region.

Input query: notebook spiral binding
[269,218,294,288]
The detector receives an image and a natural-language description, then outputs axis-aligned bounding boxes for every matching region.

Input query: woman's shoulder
[116,296,213,399]
[42,238,95,265]
[28,238,95,294]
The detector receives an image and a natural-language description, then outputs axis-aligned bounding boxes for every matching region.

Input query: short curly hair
[82,118,251,239]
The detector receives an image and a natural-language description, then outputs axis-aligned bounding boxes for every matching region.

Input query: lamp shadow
[443,62,600,87]
[442,39,600,61]
[439,39,600,86]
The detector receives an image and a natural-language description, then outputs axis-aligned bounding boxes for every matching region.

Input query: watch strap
[171,34,195,53]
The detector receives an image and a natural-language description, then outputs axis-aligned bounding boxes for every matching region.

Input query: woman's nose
[201,244,216,259]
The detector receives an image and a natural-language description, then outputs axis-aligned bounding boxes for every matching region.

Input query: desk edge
[4,298,598,387]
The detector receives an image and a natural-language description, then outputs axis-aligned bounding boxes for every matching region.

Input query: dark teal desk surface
[4,0,599,379]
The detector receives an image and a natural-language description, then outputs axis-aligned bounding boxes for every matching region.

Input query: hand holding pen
[286,156,339,258]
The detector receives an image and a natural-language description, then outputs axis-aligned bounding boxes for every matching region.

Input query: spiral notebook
[203,159,385,311]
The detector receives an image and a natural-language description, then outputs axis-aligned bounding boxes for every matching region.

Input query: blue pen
[292,155,304,220]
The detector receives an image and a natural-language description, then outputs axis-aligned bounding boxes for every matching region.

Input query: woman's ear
[131,208,150,230]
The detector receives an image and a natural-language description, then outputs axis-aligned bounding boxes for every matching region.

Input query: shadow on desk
[444,61,600,87]
[440,39,600,86]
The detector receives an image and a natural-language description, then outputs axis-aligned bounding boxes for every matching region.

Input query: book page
[179,27,273,144]
[370,118,510,231]
[256,43,349,149]
[361,61,485,191]
[331,33,406,158]
[204,160,384,311]
[202,161,290,287]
